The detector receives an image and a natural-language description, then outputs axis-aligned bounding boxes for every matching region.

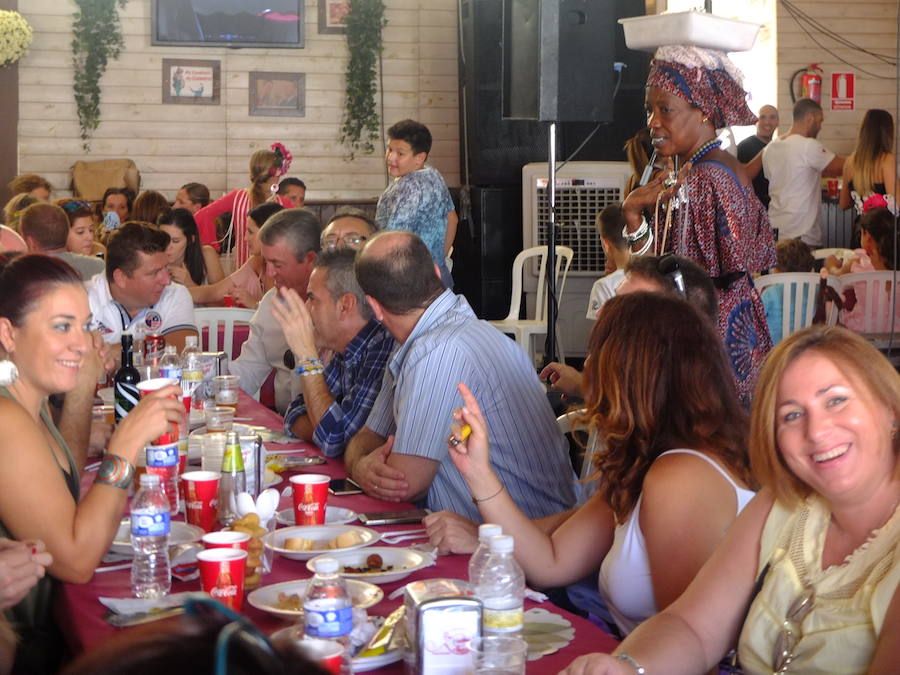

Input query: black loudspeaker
[502,0,616,123]
[452,186,523,319]
[459,0,649,187]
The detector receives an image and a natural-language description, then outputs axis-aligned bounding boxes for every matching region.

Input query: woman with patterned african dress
[622,46,776,406]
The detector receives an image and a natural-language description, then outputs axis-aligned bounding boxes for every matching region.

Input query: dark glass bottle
[114,332,140,423]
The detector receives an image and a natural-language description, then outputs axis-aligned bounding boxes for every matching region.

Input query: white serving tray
[619,11,761,53]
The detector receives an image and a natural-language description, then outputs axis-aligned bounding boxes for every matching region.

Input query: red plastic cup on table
[202,530,250,551]
[296,637,343,675]
[223,293,234,307]
[290,473,330,526]
[136,377,180,444]
[181,470,219,532]
[197,548,247,611]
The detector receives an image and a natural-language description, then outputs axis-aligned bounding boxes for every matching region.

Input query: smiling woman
[560,324,900,675]
[0,254,185,672]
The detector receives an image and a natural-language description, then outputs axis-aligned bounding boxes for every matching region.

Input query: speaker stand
[543,122,558,367]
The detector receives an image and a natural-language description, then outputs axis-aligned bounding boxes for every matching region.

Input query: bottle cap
[478,523,502,541]
[314,557,339,574]
[489,534,514,553]
[139,473,161,488]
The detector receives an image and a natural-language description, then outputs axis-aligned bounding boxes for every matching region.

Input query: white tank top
[597,449,756,636]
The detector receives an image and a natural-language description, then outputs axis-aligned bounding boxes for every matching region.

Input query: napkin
[99,591,200,615]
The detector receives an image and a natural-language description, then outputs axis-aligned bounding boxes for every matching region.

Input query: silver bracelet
[616,653,646,674]
[632,228,654,256]
[621,216,650,243]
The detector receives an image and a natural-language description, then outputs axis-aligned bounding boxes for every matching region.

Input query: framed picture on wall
[162,58,220,105]
[249,72,306,117]
[318,0,350,34]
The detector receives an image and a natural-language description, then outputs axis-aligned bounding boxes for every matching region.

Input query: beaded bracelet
[616,653,646,674]
[294,358,324,376]
[94,454,135,490]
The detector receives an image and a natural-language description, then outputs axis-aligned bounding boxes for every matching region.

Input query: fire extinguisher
[790,63,823,104]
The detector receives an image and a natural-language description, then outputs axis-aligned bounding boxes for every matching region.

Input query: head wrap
[646,45,757,129]
[268,142,293,179]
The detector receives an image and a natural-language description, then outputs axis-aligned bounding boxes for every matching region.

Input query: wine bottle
[114,332,141,423]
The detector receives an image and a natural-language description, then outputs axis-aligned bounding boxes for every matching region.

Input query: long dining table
[56,391,617,673]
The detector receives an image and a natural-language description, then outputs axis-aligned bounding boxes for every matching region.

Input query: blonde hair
[248,149,279,208]
[3,193,38,231]
[850,109,894,197]
[749,325,900,506]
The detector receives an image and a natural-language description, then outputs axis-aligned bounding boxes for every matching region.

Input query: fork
[381,528,428,545]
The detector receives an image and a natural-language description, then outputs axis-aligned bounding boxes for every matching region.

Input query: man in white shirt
[762,98,844,246]
[229,208,320,413]
[88,222,197,351]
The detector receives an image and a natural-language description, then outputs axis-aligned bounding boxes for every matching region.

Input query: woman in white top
[448,292,756,636]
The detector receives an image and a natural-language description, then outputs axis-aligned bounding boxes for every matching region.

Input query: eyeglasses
[184,596,282,675]
[772,587,815,673]
[322,233,367,250]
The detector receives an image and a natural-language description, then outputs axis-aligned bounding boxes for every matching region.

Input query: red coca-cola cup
[197,548,247,611]
[202,530,250,551]
[290,473,330,526]
[296,637,343,675]
[181,470,219,532]
[137,377,180,444]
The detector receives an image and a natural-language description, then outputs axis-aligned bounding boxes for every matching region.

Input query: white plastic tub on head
[619,11,761,53]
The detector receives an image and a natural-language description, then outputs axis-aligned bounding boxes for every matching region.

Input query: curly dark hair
[578,292,754,523]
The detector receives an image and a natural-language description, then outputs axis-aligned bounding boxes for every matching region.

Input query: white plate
[111,519,204,556]
[263,525,380,561]
[269,625,402,670]
[248,578,383,620]
[306,547,430,585]
[275,506,357,526]
[618,11,761,53]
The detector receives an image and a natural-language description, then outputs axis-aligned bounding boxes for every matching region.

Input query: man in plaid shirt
[274,247,394,456]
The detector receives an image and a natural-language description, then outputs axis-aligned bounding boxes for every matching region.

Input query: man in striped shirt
[276,248,394,457]
[345,231,577,522]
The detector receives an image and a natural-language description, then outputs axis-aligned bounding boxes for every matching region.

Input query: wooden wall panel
[17,0,460,202]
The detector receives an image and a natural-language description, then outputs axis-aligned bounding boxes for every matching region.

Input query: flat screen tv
[152,0,304,48]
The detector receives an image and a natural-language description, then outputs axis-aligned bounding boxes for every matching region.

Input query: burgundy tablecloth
[58,392,617,673]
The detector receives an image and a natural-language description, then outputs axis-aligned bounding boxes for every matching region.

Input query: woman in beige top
[561,325,899,675]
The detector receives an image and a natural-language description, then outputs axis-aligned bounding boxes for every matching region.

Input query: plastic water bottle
[146,442,180,513]
[130,473,171,599]
[468,523,503,585]
[180,335,204,408]
[476,535,525,637]
[158,345,182,383]
[303,557,353,674]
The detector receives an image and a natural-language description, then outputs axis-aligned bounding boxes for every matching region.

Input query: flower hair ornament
[268,142,293,187]
[862,193,889,213]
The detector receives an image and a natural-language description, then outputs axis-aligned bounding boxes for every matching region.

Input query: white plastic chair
[837,271,900,334]
[754,273,839,342]
[556,409,600,505]
[193,307,255,358]
[489,245,574,363]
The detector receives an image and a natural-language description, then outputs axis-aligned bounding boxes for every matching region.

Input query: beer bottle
[114,331,141,423]
[217,431,246,526]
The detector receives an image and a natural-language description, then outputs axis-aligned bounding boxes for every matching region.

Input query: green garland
[340,0,386,159]
[72,0,128,151]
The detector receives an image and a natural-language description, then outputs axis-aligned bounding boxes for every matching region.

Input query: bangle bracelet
[294,358,324,376]
[94,454,135,490]
[472,484,504,505]
[621,217,650,243]
[616,653,646,674]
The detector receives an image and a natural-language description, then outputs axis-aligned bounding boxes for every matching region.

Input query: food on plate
[283,529,366,552]
[329,530,364,549]
[343,553,398,574]
[274,592,303,611]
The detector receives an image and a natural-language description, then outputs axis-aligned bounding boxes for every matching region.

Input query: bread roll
[330,530,363,549]
[284,537,314,551]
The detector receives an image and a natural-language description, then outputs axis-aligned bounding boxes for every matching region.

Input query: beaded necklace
[687,138,722,165]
